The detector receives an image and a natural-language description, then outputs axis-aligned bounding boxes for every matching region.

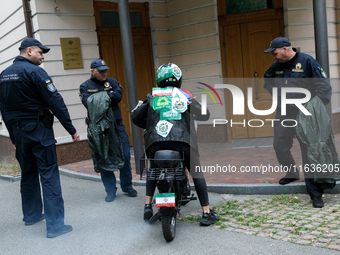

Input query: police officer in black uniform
[264,37,332,208]
[79,59,137,202]
[0,38,80,238]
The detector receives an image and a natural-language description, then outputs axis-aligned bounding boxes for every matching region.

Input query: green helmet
[156,63,182,88]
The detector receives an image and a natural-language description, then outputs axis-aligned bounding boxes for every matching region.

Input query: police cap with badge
[91,59,110,70]
[264,37,291,53]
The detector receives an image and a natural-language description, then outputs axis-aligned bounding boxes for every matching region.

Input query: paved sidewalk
[1,176,339,255]
[56,134,340,252]
[2,135,340,253]
[60,133,340,195]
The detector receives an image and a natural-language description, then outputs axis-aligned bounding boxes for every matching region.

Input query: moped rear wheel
[162,214,176,242]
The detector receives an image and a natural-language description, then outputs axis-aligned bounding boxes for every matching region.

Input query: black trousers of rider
[274,120,324,198]
[145,141,209,207]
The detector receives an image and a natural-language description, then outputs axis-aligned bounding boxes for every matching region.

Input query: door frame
[94,2,151,37]
[218,0,284,140]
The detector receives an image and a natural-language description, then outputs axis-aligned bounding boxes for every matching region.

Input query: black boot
[312,196,324,208]
[278,174,299,185]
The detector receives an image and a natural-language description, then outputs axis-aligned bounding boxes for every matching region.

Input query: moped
[141,150,196,242]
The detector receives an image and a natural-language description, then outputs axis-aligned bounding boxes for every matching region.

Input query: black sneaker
[144,204,153,221]
[25,214,45,226]
[312,196,324,208]
[46,225,73,238]
[127,188,138,197]
[200,209,219,226]
[105,193,116,202]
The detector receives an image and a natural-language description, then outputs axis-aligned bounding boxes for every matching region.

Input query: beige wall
[0,0,224,138]
[1,0,340,140]
[0,0,100,141]
[0,0,27,134]
[150,0,225,123]
[0,0,27,73]
[97,0,225,124]
[284,0,340,113]
[31,0,98,138]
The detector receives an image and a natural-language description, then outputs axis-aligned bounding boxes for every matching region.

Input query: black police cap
[90,59,110,70]
[264,37,291,53]
[19,38,50,53]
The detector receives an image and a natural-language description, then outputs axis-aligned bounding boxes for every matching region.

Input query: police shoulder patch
[320,68,327,78]
[45,79,56,92]
[47,83,56,92]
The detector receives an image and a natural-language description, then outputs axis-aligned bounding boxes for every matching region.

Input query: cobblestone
[273,224,284,229]
[328,245,340,251]
[317,227,330,232]
[275,230,290,236]
[296,240,312,245]
[301,235,317,240]
[303,224,316,229]
[318,238,332,243]
[312,243,327,248]
[323,233,337,238]
[256,232,269,238]
[326,224,338,228]
[330,229,340,235]
[310,231,322,235]
[185,193,340,252]
[281,237,292,242]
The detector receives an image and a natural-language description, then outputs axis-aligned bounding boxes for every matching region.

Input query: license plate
[155,193,175,208]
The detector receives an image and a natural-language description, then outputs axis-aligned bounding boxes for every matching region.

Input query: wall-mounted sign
[60,37,83,69]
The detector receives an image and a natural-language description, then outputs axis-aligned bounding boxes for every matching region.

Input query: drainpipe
[118,0,144,174]
[313,0,332,117]
[22,0,34,38]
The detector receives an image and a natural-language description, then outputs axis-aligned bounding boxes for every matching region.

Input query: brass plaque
[60,38,83,69]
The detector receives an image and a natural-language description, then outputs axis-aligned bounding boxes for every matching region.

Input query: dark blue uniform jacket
[0,56,76,143]
[264,49,332,118]
[79,77,123,121]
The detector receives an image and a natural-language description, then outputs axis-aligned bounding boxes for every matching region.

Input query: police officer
[0,38,80,237]
[79,59,137,202]
[264,37,332,208]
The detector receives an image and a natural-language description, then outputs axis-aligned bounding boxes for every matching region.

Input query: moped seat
[154,150,182,168]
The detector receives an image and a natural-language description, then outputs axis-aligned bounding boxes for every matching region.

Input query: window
[226,0,273,14]
[99,11,143,28]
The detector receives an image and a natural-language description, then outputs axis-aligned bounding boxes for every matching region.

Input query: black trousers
[12,121,65,232]
[274,120,324,198]
[145,141,209,207]
[100,123,133,195]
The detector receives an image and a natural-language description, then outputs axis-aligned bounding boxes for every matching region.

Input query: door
[99,34,154,145]
[94,2,155,145]
[241,20,280,138]
[220,6,283,139]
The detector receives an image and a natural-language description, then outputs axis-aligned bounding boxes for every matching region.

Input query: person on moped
[131,63,219,226]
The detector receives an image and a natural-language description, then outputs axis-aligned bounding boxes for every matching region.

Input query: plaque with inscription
[60,38,83,69]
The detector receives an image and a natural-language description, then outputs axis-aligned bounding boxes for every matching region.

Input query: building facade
[0,0,339,164]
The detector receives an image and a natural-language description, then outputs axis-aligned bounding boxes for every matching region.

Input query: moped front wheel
[162,213,176,242]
